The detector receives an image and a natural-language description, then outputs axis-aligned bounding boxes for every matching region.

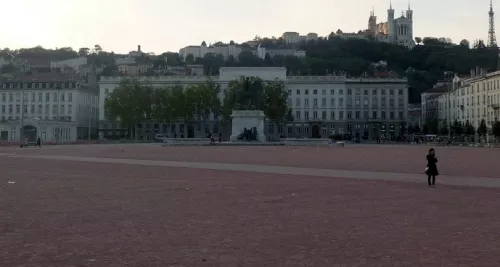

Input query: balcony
[489,103,500,110]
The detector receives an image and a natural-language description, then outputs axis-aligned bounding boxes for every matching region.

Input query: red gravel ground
[1,146,500,267]
[4,144,500,177]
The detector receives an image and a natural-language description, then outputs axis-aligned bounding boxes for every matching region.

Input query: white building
[50,57,88,71]
[428,69,500,131]
[98,67,409,140]
[0,73,99,143]
[256,46,306,59]
[281,32,319,44]
[179,41,242,61]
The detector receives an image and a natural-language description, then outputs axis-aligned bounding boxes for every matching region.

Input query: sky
[0,0,494,54]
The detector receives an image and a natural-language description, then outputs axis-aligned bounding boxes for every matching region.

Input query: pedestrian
[425,148,439,187]
[36,136,41,148]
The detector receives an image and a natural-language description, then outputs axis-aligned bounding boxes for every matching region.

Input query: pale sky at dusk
[0,0,493,54]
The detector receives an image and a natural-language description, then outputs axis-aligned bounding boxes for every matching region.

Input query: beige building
[98,67,409,140]
[423,68,500,132]
[0,73,99,143]
[281,32,319,44]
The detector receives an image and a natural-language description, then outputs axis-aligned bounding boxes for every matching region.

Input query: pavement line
[2,153,500,188]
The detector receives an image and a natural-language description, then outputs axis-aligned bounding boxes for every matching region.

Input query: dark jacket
[426,154,439,176]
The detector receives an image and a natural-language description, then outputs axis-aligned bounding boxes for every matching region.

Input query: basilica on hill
[367,2,415,48]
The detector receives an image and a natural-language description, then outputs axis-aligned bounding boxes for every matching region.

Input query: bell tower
[387,1,395,38]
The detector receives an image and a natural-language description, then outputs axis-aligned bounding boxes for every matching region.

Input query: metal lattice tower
[489,0,497,47]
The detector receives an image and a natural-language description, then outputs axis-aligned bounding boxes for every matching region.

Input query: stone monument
[230,110,266,142]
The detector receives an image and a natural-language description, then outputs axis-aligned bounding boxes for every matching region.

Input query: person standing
[426,148,439,187]
[36,136,41,148]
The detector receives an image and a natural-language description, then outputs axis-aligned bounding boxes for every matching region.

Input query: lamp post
[19,73,25,145]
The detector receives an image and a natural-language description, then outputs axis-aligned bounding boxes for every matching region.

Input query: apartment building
[0,73,99,143]
[98,67,409,140]
[424,69,500,131]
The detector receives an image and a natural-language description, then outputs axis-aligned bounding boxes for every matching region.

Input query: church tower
[368,7,377,36]
[406,2,413,20]
[387,1,395,39]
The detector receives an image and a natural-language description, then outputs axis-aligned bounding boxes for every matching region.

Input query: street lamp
[19,72,25,145]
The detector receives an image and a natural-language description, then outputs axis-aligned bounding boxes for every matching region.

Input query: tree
[464,120,476,136]
[78,47,90,56]
[477,119,488,136]
[104,79,151,139]
[415,37,422,45]
[423,124,429,134]
[439,119,449,135]
[492,121,500,141]
[451,119,464,136]
[459,39,470,48]
[262,79,290,130]
[413,124,421,134]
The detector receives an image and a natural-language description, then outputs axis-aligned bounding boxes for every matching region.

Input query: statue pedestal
[230,110,266,142]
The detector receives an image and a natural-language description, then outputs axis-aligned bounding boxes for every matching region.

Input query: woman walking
[426,148,439,187]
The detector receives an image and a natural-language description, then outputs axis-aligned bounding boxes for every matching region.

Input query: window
[1,105,4,113]
[304,99,309,107]
[330,89,335,94]
[322,111,326,119]
[296,99,300,107]
[347,111,352,119]
[46,93,50,101]
[313,111,318,119]
[305,89,309,95]
[322,89,326,95]
[381,111,386,119]
[390,112,394,119]
[372,111,377,119]
[330,98,335,107]
[330,111,335,120]
[60,105,65,115]
[313,99,318,107]
[30,105,34,113]
[296,89,300,95]
[38,105,42,114]
[313,89,317,95]
[339,111,344,119]
[339,98,344,107]
[364,111,369,118]
[347,89,352,95]
[31,93,35,102]
[61,93,65,101]
[8,93,13,102]
[45,104,49,114]
[52,105,58,114]
[355,111,360,119]
[321,98,326,107]
[53,92,58,101]
[295,111,300,119]
[15,104,20,113]
[304,111,309,120]
[8,105,12,113]
[68,93,73,101]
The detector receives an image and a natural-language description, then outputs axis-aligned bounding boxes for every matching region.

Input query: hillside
[1,37,497,103]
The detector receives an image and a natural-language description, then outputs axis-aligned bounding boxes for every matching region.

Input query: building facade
[0,73,99,143]
[422,69,500,133]
[281,32,319,44]
[98,67,409,140]
[367,3,415,48]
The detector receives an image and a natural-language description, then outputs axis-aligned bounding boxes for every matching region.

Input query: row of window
[0,104,73,115]
[0,92,73,103]
[0,82,77,89]
[294,110,405,120]
[293,97,404,108]
[1,116,73,122]
[289,88,405,96]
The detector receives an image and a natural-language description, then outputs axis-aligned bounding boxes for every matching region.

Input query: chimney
[138,45,141,52]
[476,66,480,77]
[470,69,475,78]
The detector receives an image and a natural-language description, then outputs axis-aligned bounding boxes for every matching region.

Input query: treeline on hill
[1,36,498,103]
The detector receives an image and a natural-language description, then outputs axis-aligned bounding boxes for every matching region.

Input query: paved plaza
[1,144,500,266]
